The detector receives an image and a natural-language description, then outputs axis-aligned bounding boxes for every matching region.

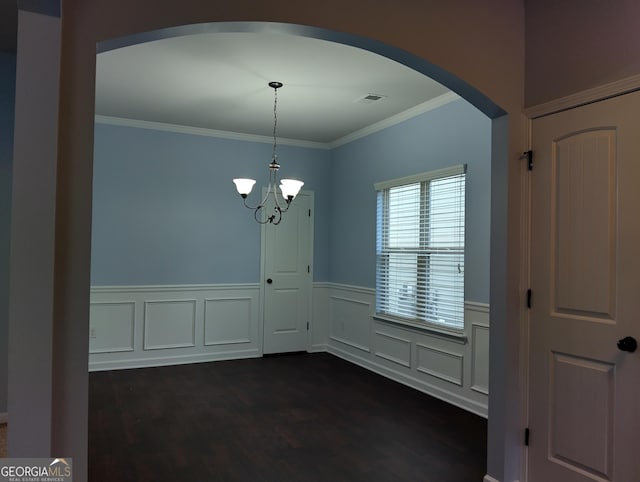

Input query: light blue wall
[329,99,491,303]
[91,98,490,303]
[91,124,331,285]
[0,52,17,414]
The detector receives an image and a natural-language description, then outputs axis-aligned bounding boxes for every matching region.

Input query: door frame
[259,190,314,355]
[523,80,640,482]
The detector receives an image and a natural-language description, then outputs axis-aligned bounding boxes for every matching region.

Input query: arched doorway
[8,5,525,481]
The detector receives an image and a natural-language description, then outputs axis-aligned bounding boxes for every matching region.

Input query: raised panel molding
[89,285,261,371]
[416,343,464,386]
[204,297,252,346]
[325,284,489,417]
[471,324,490,395]
[329,295,372,353]
[374,331,411,368]
[89,301,135,353]
[88,283,489,419]
[143,299,197,350]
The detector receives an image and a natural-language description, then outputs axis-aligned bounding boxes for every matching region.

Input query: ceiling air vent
[355,93,387,104]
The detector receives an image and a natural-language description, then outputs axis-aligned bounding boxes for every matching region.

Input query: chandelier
[233,81,304,225]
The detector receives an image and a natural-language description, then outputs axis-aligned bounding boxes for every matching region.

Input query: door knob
[617,336,637,353]
[266,278,273,284]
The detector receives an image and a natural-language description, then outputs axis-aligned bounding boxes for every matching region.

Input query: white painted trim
[91,283,260,293]
[89,284,262,371]
[0,412,7,424]
[415,343,464,386]
[330,335,371,353]
[312,282,333,289]
[373,314,468,343]
[524,73,640,119]
[94,115,330,150]
[308,344,328,353]
[89,350,260,372]
[330,92,461,148]
[483,475,501,482]
[373,331,413,367]
[374,163,466,191]
[328,283,376,296]
[465,301,490,314]
[96,92,461,151]
[329,344,488,417]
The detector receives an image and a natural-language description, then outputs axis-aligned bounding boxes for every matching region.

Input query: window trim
[373,164,467,192]
[374,164,467,332]
[372,313,468,343]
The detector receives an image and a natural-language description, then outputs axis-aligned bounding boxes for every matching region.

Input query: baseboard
[89,350,261,371]
[308,344,328,353]
[328,345,488,418]
[0,412,7,424]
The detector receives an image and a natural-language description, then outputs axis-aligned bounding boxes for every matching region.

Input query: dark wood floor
[89,353,486,481]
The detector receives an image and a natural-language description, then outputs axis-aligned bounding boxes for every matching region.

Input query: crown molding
[328,92,461,148]
[94,115,330,150]
[95,91,460,151]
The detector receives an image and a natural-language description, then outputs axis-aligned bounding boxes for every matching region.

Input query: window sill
[372,314,468,344]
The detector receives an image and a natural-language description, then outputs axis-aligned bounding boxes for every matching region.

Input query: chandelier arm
[253,205,270,224]
[271,206,283,225]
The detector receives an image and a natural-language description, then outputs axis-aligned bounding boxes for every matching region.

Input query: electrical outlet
[89,327,96,339]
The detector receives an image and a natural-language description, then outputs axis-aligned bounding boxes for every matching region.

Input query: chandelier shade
[233,81,304,225]
[232,178,257,197]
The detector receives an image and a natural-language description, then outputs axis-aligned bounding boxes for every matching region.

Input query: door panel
[262,193,312,354]
[529,92,640,482]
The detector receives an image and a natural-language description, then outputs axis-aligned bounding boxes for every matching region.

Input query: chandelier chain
[272,86,278,162]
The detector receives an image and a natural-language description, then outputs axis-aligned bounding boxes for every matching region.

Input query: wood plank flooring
[89,353,486,481]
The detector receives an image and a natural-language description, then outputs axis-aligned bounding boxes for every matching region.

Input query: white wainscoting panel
[89,284,261,371]
[326,284,490,417]
[89,301,135,353]
[329,292,372,353]
[416,343,464,386]
[471,323,490,394]
[310,283,330,352]
[144,299,196,350]
[89,283,489,418]
[204,297,252,346]
[374,331,411,368]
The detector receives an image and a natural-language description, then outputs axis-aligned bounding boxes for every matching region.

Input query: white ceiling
[95,32,452,145]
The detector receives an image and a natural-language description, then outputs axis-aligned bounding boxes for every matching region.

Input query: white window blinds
[375,165,466,331]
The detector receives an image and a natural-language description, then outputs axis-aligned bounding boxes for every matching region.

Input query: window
[375,165,466,331]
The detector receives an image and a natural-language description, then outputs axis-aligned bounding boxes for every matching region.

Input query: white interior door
[262,192,312,354]
[529,92,640,482]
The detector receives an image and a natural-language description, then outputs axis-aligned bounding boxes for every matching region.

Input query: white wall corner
[0,412,7,424]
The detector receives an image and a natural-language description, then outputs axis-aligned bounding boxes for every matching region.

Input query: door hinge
[522,150,533,170]
[525,427,530,446]
[308,209,311,217]
[306,321,309,331]
[527,289,532,309]
[307,265,310,273]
